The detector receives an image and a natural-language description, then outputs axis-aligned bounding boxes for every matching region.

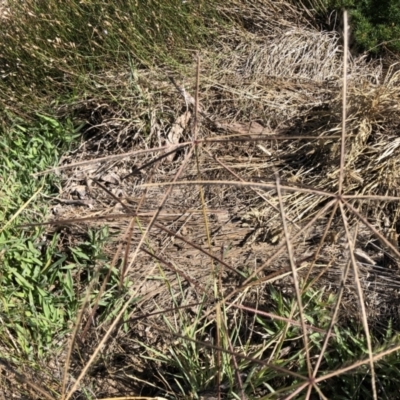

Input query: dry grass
[3,1,400,399]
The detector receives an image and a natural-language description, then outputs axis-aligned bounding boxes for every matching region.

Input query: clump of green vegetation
[0,115,75,358]
[297,0,400,55]
[144,282,400,399]
[0,115,122,359]
[333,0,400,54]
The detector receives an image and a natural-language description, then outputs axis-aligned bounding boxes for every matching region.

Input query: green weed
[0,114,106,359]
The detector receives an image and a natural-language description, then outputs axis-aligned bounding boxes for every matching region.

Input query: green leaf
[36,113,60,128]
[64,270,74,300]
[60,263,77,270]
[70,247,90,261]
[42,300,51,319]
[12,270,34,290]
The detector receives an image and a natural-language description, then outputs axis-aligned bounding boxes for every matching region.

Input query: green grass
[0,114,118,359]
[295,0,400,55]
[141,282,400,399]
